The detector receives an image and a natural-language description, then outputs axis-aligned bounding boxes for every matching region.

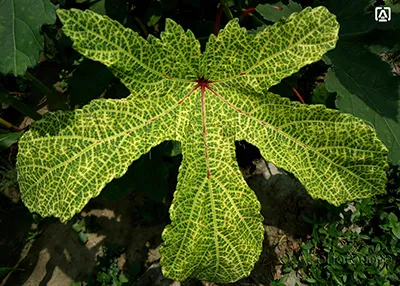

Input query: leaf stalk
[0,91,42,121]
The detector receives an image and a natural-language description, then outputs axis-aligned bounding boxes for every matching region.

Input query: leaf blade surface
[16,7,388,283]
[56,9,201,94]
[0,131,23,150]
[326,69,400,165]
[201,7,339,90]
[0,0,56,75]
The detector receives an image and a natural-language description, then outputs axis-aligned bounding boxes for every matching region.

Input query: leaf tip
[56,8,66,18]
[56,8,71,24]
[164,18,180,32]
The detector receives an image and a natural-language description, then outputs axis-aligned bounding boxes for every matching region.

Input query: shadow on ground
[1,141,341,286]
[2,191,167,286]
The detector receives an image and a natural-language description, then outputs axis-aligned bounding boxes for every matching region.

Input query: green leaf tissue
[16,6,388,283]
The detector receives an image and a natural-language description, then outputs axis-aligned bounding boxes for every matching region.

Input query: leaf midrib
[24,76,383,215]
[24,77,207,195]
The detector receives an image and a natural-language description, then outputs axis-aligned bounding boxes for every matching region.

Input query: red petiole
[214,4,225,36]
[240,7,256,17]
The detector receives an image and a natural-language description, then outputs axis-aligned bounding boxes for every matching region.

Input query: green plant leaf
[388,212,398,225]
[256,0,302,23]
[78,231,88,244]
[304,277,317,283]
[321,0,400,164]
[323,0,400,34]
[386,0,400,13]
[392,224,400,239]
[325,68,400,165]
[325,33,400,121]
[146,0,162,27]
[0,131,23,150]
[257,0,400,164]
[72,218,86,233]
[119,273,129,283]
[0,0,57,76]
[76,0,106,15]
[312,84,335,107]
[16,7,389,283]
[76,0,131,25]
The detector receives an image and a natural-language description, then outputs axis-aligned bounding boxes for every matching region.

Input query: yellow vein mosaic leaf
[16,7,388,283]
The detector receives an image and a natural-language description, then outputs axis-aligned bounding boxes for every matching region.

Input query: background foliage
[280,165,400,285]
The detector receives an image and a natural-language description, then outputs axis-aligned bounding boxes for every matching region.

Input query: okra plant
[16,6,388,283]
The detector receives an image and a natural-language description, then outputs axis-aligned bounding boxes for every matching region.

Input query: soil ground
[1,150,335,286]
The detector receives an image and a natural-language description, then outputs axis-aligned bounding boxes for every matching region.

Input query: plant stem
[240,7,256,17]
[214,4,225,36]
[25,70,70,111]
[277,234,287,246]
[223,6,234,20]
[25,71,56,96]
[24,71,60,102]
[214,3,234,36]
[244,11,267,26]
[0,117,23,131]
[239,7,268,26]
[284,81,305,104]
[133,16,148,37]
[0,91,42,121]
